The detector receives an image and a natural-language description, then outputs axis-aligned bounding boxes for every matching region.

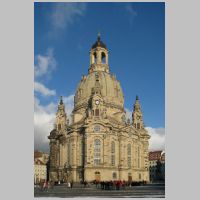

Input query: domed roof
[48,129,57,139]
[74,71,124,110]
[91,34,107,50]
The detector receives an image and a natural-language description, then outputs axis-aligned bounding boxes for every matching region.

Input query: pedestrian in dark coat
[70,181,73,189]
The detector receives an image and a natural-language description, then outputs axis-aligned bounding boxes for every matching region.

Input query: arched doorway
[95,171,101,181]
[128,173,132,182]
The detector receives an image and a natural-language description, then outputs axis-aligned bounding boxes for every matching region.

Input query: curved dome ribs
[74,71,124,110]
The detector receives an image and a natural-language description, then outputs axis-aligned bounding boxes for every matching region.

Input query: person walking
[43,180,48,191]
[70,180,73,189]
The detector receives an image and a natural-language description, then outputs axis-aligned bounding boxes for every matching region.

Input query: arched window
[111,141,115,153]
[138,146,140,168]
[137,123,140,129]
[101,52,106,64]
[93,52,97,64]
[79,141,83,166]
[94,139,101,165]
[128,172,132,181]
[111,141,115,166]
[139,173,141,180]
[58,124,61,130]
[95,109,99,116]
[127,144,131,167]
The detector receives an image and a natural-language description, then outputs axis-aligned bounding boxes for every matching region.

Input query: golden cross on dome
[97,32,101,41]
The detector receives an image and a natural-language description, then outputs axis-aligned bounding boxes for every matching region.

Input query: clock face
[95,100,100,105]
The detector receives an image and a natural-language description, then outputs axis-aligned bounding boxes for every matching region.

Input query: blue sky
[34,2,165,152]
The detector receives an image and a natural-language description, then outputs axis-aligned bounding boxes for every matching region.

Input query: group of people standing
[38,180,74,191]
[38,180,54,191]
[94,180,127,190]
[36,179,147,191]
[93,180,147,190]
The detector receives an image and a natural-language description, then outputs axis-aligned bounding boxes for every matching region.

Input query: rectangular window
[111,155,115,166]
[128,157,131,167]
[138,147,140,168]
[58,124,61,130]
[113,172,117,179]
[94,159,101,165]
[95,109,99,116]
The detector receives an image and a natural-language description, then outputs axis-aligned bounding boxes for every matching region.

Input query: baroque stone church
[48,35,150,183]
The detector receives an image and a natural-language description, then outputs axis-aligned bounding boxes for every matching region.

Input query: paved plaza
[34,183,165,198]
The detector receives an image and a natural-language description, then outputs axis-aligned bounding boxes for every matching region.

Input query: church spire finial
[132,95,144,129]
[60,96,63,105]
[97,32,101,41]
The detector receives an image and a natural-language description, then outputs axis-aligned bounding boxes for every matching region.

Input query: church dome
[91,34,107,50]
[74,71,124,111]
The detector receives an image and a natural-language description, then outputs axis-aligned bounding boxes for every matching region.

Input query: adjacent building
[34,151,49,183]
[48,35,151,183]
[149,150,165,182]
[34,150,49,164]
[34,158,47,184]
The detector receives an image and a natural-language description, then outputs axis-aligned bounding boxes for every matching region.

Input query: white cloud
[34,97,57,152]
[125,108,132,122]
[34,48,57,78]
[125,108,165,151]
[63,94,74,116]
[125,4,137,25]
[34,94,74,153]
[34,81,56,96]
[51,3,86,30]
[145,127,165,151]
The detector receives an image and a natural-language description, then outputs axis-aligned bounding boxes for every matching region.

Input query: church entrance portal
[95,171,101,181]
[128,173,132,182]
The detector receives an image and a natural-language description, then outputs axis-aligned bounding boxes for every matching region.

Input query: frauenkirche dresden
[48,35,150,183]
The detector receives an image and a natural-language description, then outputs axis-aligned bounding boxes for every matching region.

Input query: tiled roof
[34,158,45,165]
[149,151,163,161]
[34,151,42,158]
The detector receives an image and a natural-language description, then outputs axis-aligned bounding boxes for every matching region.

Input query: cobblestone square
[34,183,165,198]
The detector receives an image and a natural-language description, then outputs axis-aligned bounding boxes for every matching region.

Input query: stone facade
[48,35,150,183]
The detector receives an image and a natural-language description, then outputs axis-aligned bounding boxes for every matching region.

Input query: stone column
[97,50,101,64]
[90,52,94,64]
[106,52,108,64]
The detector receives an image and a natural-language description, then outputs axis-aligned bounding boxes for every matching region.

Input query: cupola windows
[101,52,106,64]
[93,52,97,64]
[89,34,109,73]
